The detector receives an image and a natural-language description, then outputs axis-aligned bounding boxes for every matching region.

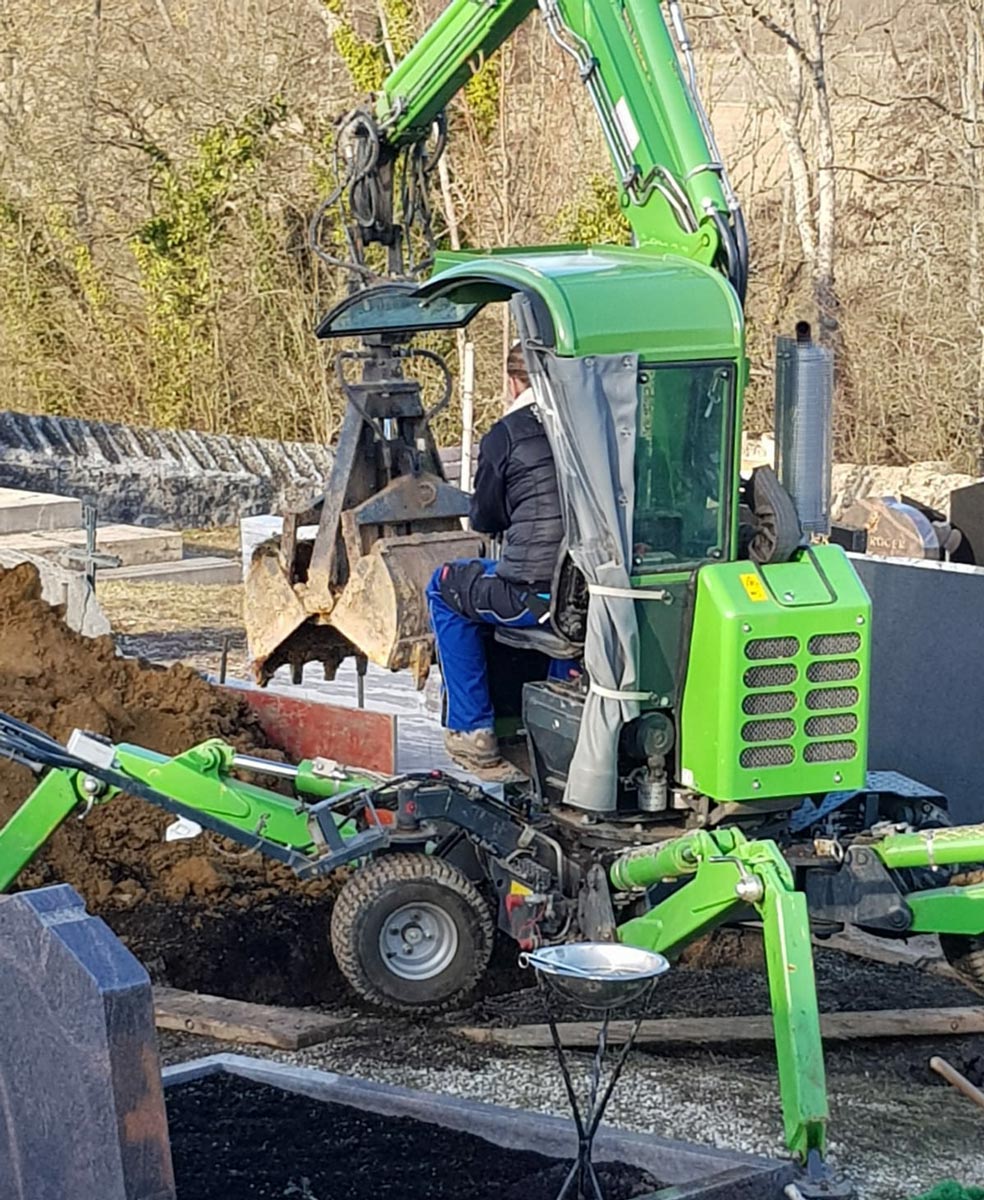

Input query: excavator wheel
[939,869,984,994]
[330,853,494,1012]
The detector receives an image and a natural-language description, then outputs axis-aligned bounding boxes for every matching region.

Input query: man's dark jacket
[469,400,564,588]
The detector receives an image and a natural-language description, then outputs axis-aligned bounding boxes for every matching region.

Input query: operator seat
[493,545,587,661]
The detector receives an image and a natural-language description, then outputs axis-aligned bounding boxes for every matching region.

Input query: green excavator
[2,3,984,1197]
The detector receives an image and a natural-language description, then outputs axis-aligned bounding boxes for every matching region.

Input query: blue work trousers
[427,558,578,733]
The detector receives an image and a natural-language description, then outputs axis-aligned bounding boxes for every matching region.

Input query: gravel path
[158,1013,983,1200]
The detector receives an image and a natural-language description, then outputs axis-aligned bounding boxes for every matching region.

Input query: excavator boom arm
[375,0,745,295]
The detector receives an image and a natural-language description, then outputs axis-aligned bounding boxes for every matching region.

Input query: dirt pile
[0,562,329,918]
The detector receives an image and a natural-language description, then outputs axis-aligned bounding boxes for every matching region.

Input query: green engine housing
[679,545,871,803]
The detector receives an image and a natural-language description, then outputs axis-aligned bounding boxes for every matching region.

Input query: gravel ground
[158,1010,983,1200]
[102,571,984,1198]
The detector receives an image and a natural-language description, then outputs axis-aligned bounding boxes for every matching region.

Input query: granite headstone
[0,884,176,1200]
[851,553,984,824]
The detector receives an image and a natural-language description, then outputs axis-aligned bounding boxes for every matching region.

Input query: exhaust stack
[774,322,833,537]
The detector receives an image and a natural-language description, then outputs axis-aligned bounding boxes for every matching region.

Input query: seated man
[427,342,571,772]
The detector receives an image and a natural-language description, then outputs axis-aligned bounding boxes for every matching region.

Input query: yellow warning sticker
[739,573,768,603]
[509,880,533,897]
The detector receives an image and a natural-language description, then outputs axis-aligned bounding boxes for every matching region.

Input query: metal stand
[521,942,669,1200]
[541,984,654,1200]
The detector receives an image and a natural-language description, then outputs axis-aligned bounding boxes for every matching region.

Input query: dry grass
[181,527,242,555]
[98,581,244,636]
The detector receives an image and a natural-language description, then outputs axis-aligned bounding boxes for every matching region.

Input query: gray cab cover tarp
[524,347,642,812]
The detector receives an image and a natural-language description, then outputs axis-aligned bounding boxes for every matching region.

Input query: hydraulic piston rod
[610,828,744,891]
[874,823,984,870]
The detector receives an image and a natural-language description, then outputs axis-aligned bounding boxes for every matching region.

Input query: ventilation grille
[745,637,800,661]
[805,714,858,737]
[745,664,797,688]
[809,633,861,656]
[742,718,796,742]
[742,691,796,715]
[804,740,858,763]
[806,687,859,711]
[741,745,795,768]
[737,627,863,773]
[807,659,859,683]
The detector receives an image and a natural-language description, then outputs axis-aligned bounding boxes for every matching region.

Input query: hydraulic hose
[711,209,747,306]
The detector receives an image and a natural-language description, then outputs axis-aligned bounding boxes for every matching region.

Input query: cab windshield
[315,283,482,339]
[632,361,735,571]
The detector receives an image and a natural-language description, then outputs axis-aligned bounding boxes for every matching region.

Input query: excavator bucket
[242,542,317,680]
[328,530,482,673]
[243,310,484,687]
[245,524,482,687]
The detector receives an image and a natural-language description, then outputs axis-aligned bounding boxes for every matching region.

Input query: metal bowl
[521,942,669,1011]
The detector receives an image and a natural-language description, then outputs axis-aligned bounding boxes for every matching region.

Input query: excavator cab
[246,247,757,799]
[247,246,868,821]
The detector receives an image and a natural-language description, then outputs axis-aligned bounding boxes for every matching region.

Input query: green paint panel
[680,546,871,802]
[634,579,690,705]
[377,0,731,261]
[614,829,829,1160]
[116,742,319,852]
[907,883,984,936]
[756,559,835,606]
[0,770,85,892]
[875,822,984,870]
[378,0,537,140]
[549,0,728,258]
[421,248,744,360]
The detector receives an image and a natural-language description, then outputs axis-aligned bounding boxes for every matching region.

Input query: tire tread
[330,852,494,1012]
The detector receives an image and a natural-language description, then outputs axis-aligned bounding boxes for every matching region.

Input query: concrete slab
[0,523,183,567]
[0,549,111,636]
[101,556,242,586]
[0,486,81,533]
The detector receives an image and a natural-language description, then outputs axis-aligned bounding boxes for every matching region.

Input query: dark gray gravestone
[851,554,984,824]
[0,884,175,1200]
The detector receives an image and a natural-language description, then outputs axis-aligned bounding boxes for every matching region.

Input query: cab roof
[316,246,744,362]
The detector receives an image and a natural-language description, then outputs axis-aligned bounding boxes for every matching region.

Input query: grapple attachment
[244,339,482,687]
[329,529,482,676]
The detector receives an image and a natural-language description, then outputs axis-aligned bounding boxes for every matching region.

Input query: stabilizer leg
[0,771,84,891]
[612,830,846,1187]
[758,864,830,1165]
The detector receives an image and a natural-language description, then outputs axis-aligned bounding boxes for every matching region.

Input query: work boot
[443,727,501,770]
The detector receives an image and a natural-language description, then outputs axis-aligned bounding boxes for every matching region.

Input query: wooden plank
[817,929,963,983]
[457,1006,984,1050]
[223,681,397,774]
[153,987,350,1050]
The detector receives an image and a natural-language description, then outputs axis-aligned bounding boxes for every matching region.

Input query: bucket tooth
[243,545,313,680]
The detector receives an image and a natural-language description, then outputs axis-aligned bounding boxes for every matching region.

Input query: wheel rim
[379,901,459,981]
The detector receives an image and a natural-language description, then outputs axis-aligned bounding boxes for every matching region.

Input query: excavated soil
[166,1074,665,1200]
[0,563,334,935]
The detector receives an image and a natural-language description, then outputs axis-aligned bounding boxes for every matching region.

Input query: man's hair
[506,341,530,389]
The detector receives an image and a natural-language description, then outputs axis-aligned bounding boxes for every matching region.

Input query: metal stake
[356,655,367,709]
